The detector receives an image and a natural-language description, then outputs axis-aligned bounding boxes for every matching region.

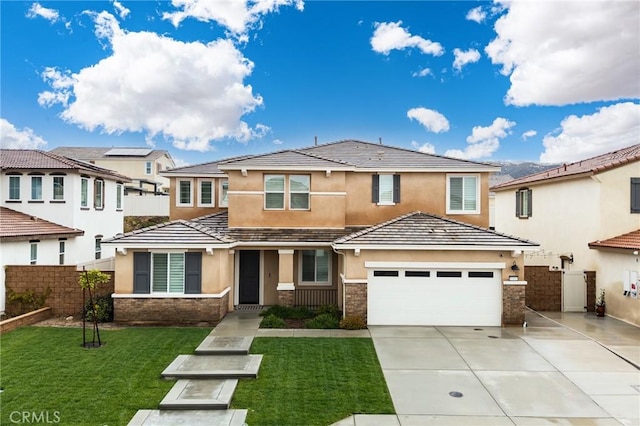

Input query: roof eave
[0,230,84,242]
[331,243,540,251]
[491,171,594,191]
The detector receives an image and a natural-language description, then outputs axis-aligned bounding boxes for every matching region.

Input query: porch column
[502,280,527,325]
[277,249,295,307]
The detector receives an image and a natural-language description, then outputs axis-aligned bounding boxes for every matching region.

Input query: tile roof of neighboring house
[0,150,131,181]
[50,147,171,162]
[219,140,500,171]
[333,211,539,249]
[588,229,640,251]
[0,207,84,242]
[103,220,235,245]
[491,144,640,191]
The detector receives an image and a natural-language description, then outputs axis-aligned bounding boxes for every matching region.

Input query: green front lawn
[0,326,210,426]
[232,338,395,425]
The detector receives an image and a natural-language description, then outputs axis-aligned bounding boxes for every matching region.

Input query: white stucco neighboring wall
[593,250,640,326]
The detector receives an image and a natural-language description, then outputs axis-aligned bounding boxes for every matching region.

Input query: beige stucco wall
[169,177,228,220]
[95,154,173,190]
[593,250,640,326]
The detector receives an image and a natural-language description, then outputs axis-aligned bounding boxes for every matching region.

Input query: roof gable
[492,144,640,190]
[103,220,235,245]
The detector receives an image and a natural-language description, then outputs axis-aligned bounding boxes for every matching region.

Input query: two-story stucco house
[492,144,640,326]
[104,140,538,327]
[0,149,131,312]
[50,147,175,194]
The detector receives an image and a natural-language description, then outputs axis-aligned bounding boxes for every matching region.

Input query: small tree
[79,269,111,347]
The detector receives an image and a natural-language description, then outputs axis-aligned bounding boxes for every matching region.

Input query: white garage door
[367,267,502,326]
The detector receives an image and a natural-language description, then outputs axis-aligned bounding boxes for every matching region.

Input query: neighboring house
[0,207,84,313]
[104,140,538,327]
[50,147,175,194]
[492,144,640,325]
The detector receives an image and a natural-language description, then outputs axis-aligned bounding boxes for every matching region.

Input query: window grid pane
[53,177,64,200]
[449,177,463,210]
[179,181,191,204]
[30,243,37,265]
[220,180,229,207]
[95,181,104,208]
[116,184,122,209]
[379,175,393,203]
[315,250,329,282]
[152,253,168,292]
[9,176,20,200]
[59,241,65,265]
[169,253,185,293]
[31,176,42,200]
[200,181,213,205]
[302,251,316,282]
[463,177,477,210]
[81,179,88,207]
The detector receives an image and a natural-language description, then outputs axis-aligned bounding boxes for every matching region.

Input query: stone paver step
[159,379,237,410]
[128,409,247,426]
[195,335,253,355]
[161,354,263,379]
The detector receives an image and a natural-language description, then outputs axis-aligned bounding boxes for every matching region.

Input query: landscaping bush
[315,304,341,318]
[260,314,286,328]
[84,295,113,323]
[5,287,51,316]
[304,313,340,329]
[288,306,315,319]
[260,305,315,319]
[340,316,367,330]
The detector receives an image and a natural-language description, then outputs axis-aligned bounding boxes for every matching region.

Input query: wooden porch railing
[294,288,338,308]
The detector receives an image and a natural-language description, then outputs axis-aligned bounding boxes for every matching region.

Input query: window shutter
[515,190,521,217]
[393,174,401,203]
[133,252,151,294]
[372,174,380,203]
[631,178,640,213]
[184,252,202,294]
[527,189,533,217]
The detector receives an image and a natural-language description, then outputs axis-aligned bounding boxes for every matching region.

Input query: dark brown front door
[239,250,260,304]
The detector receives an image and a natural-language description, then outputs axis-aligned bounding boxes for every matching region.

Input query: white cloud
[39,11,264,152]
[163,0,303,37]
[0,119,47,149]
[411,141,436,154]
[27,3,59,22]
[407,108,450,133]
[521,130,537,140]
[466,6,486,24]
[453,48,480,72]
[412,67,432,78]
[540,102,640,163]
[113,1,130,19]
[486,0,640,106]
[272,139,283,145]
[371,21,444,56]
[446,117,516,160]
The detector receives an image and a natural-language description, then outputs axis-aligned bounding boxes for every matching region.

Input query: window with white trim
[59,240,65,265]
[177,179,193,206]
[95,236,102,260]
[219,179,229,207]
[53,176,64,200]
[289,175,310,210]
[516,188,532,218]
[30,241,38,265]
[152,253,185,293]
[145,161,152,175]
[116,183,123,210]
[81,177,89,208]
[372,174,400,204]
[265,175,285,209]
[31,176,43,201]
[8,176,20,200]
[300,249,331,285]
[198,179,214,207]
[447,175,479,214]
[133,252,202,294]
[94,180,104,209]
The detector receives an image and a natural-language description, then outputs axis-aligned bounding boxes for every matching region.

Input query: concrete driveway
[369,312,640,426]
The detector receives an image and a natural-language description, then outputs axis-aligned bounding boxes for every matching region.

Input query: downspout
[332,244,347,319]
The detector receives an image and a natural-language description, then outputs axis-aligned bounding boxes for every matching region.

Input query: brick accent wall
[113,292,229,325]
[524,266,562,311]
[278,290,294,307]
[502,284,525,325]
[344,283,367,321]
[585,271,596,312]
[5,266,114,317]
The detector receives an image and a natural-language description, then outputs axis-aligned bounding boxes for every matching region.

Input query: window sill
[28,200,44,203]
[376,202,396,206]
[197,205,215,208]
[94,207,104,211]
[116,209,123,212]
[80,207,90,211]
[5,200,21,203]
[49,200,66,204]
[177,204,194,208]
[446,210,480,215]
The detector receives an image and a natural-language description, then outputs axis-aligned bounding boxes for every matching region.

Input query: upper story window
[81,177,89,208]
[177,179,193,207]
[289,175,310,210]
[265,175,285,209]
[52,176,64,200]
[219,180,229,207]
[116,183,123,210]
[300,249,331,285]
[516,188,532,218]
[198,179,214,207]
[30,176,43,201]
[94,180,104,209]
[145,161,152,175]
[631,178,640,213]
[133,251,202,294]
[447,175,479,214]
[372,174,400,205]
[30,241,38,265]
[8,175,20,201]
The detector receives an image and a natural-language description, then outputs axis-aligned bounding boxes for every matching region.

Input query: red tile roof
[492,144,640,191]
[0,207,84,241]
[589,229,640,251]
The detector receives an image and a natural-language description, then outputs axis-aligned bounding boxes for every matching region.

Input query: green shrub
[304,313,340,329]
[84,295,113,323]
[260,314,286,328]
[260,305,290,318]
[316,304,341,318]
[260,305,315,319]
[340,316,367,330]
[6,287,51,316]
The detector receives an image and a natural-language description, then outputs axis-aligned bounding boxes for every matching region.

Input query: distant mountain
[490,161,559,180]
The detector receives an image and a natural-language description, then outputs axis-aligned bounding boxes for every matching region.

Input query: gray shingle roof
[103,220,235,245]
[50,146,170,161]
[333,211,539,248]
[220,150,351,170]
[1,150,131,181]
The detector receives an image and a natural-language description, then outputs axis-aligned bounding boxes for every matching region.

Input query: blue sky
[1,1,638,167]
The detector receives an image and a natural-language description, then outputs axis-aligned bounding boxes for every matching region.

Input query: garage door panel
[367,270,502,326]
